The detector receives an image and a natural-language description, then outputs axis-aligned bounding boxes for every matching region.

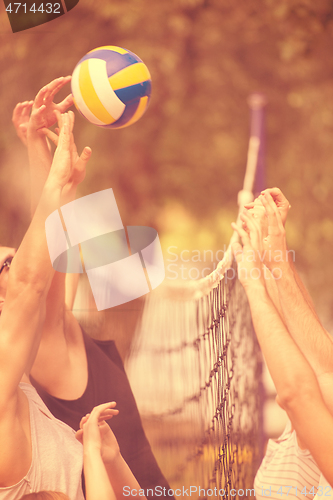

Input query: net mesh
[126,262,262,498]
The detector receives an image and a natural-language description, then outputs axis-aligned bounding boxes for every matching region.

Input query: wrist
[83,444,101,460]
[27,125,49,154]
[27,122,41,138]
[272,261,294,283]
[61,186,78,205]
[42,179,62,202]
[102,448,121,466]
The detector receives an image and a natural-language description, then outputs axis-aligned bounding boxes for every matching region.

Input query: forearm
[245,283,319,401]
[248,285,333,483]
[27,126,79,312]
[262,265,284,319]
[11,183,60,292]
[0,182,62,393]
[274,261,333,375]
[246,280,333,477]
[288,253,321,321]
[104,453,146,499]
[84,449,116,500]
[27,127,52,215]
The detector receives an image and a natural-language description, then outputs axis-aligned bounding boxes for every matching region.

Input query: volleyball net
[125,95,267,497]
[126,263,262,497]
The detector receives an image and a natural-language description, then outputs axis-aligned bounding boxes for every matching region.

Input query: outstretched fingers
[31,104,47,127]
[261,187,291,225]
[58,93,74,113]
[58,112,70,147]
[260,192,284,235]
[12,101,34,145]
[54,109,63,133]
[240,210,262,249]
[48,76,71,102]
[76,146,92,174]
[39,127,59,146]
[32,77,72,130]
[37,76,70,106]
[34,86,48,108]
[78,402,118,431]
[12,101,33,124]
[231,221,251,248]
[89,402,119,424]
[79,414,90,430]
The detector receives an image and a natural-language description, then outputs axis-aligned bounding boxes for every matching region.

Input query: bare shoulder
[0,387,31,487]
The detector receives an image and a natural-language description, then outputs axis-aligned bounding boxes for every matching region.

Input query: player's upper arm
[0,281,45,409]
[285,389,333,486]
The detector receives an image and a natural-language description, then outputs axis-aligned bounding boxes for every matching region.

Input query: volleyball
[71,46,152,129]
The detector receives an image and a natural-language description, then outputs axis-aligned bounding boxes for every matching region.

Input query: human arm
[232,201,333,485]
[260,187,320,319]
[76,403,146,500]
[244,188,333,378]
[13,83,85,312]
[41,118,90,312]
[65,273,80,310]
[0,112,81,406]
[12,77,73,215]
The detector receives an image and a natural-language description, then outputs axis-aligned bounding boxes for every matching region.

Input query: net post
[247,93,267,196]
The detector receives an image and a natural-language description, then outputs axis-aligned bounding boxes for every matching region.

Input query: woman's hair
[19,492,70,500]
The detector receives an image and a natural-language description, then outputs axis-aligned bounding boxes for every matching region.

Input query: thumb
[75,429,83,444]
[74,147,92,176]
[81,147,92,162]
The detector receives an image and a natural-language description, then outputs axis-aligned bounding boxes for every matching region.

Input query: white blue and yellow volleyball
[71,46,152,129]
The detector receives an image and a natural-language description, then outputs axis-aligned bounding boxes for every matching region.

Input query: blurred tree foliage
[1,0,333,325]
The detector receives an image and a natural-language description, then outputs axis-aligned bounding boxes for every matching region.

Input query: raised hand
[12,100,34,146]
[262,188,291,226]
[245,187,291,227]
[231,218,266,291]
[29,76,73,132]
[47,112,73,190]
[75,402,120,465]
[259,192,288,277]
[44,111,91,201]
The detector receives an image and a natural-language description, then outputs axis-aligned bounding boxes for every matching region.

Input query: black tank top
[30,329,173,497]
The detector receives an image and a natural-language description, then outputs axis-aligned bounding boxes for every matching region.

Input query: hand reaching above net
[245,187,291,227]
[29,76,73,132]
[47,111,91,198]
